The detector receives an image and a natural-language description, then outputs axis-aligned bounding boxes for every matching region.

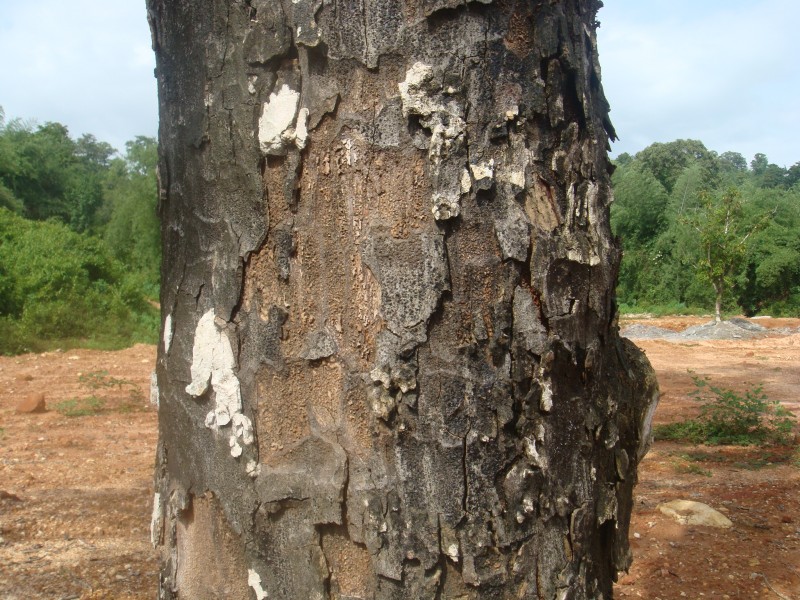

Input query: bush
[656,374,797,446]
[0,208,158,354]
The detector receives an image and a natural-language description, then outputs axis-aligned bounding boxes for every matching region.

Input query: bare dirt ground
[0,345,158,599]
[1,317,799,599]
[617,315,800,600]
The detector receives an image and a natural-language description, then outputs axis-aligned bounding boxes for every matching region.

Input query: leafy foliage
[683,188,768,320]
[0,108,160,354]
[53,396,106,418]
[0,208,158,354]
[656,375,797,446]
[612,140,800,316]
[101,136,160,292]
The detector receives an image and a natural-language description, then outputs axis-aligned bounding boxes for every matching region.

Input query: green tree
[75,133,116,170]
[685,188,769,322]
[0,108,26,212]
[102,136,160,292]
[786,162,800,188]
[737,186,800,315]
[0,117,107,230]
[611,163,670,244]
[718,151,747,173]
[611,151,715,310]
[610,139,799,317]
[636,139,719,194]
[761,163,788,188]
[750,152,768,176]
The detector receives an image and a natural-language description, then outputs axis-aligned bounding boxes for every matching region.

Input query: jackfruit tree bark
[147,1,658,598]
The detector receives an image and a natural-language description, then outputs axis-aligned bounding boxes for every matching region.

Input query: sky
[0,1,157,154]
[0,0,797,167]
[597,0,799,167]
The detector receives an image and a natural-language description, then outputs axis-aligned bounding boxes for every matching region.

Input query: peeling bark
[148,1,658,598]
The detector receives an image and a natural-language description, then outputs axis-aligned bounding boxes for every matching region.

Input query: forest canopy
[0,107,159,353]
[611,139,800,317]
[1,105,798,355]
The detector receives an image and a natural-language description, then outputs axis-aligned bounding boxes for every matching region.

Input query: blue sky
[0,0,797,166]
[0,0,156,153]
[597,0,799,166]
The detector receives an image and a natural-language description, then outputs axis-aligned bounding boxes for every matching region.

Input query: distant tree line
[0,107,159,353]
[612,139,800,317]
[2,106,797,353]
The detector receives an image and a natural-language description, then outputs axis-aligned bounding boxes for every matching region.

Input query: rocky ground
[0,317,798,599]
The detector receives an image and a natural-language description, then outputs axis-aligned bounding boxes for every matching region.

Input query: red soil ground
[1,316,798,599]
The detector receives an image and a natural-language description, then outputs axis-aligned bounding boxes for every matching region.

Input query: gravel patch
[621,319,782,341]
[619,324,679,340]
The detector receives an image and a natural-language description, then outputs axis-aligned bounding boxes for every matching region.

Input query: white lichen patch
[258,84,308,155]
[295,107,309,149]
[150,492,162,547]
[446,543,459,562]
[149,371,160,407]
[503,170,526,189]
[186,309,255,457]
[248,568,268,599]
[431,191,461,221]
[460,168,472,194]
[369,386,396,421]
[398,62,437,117]
[398,62,466,221]
[343,138,355,166]
[163,314,173,352]
[469,160,495,184]
[567,247,600,267]
[232,412,255,444]
[522,496,534,514]
[246,459,261,478]
[540,379,553,412]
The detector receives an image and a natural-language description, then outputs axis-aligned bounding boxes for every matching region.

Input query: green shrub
[53,396,106,417]
[656,374,797,446]
[618,301,709,317]
[0,208,158,354]
[52,370,145,417]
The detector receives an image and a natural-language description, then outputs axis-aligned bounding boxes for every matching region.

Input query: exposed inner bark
[147,1,658,598]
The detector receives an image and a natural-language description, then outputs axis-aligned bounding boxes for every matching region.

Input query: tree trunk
[147,1,659,598]
[714,283,723,323]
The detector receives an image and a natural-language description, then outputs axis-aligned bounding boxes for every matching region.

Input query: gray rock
[658,500,733,528]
